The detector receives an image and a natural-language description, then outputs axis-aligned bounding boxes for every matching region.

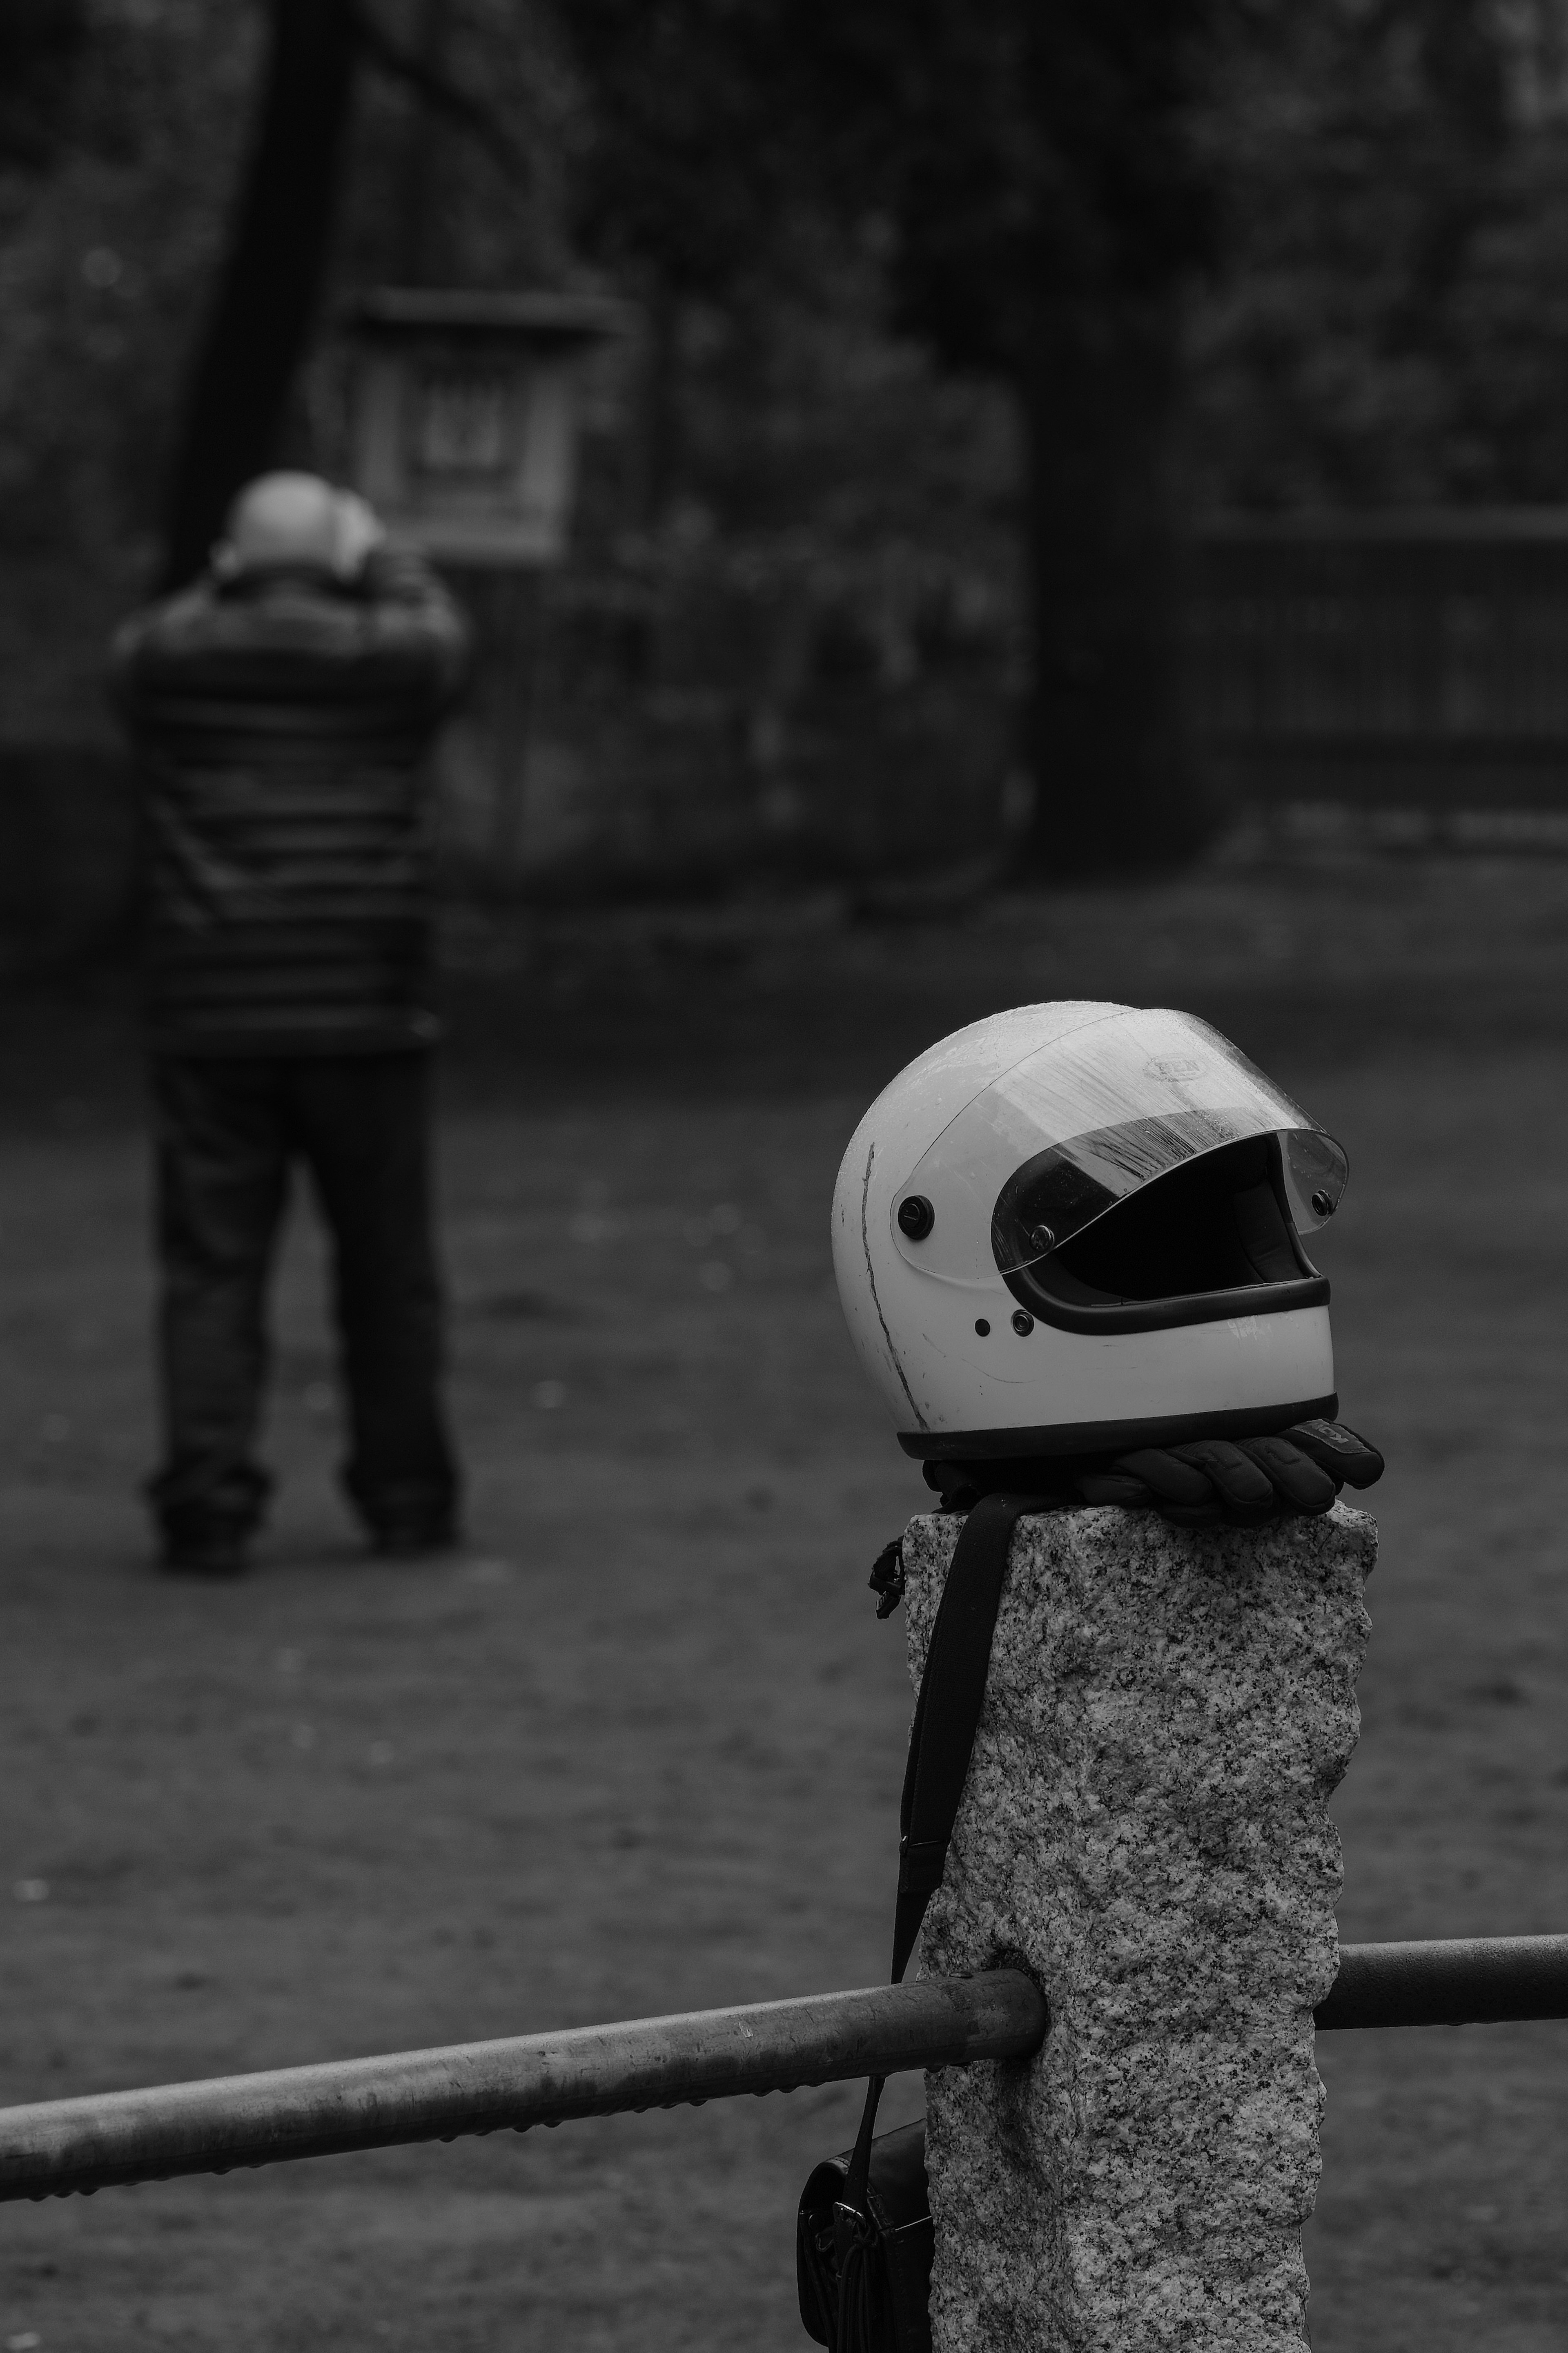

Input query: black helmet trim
[998,1270,1329,1338]
[897,1392,1339,1463]
[997,1133,1327,1335]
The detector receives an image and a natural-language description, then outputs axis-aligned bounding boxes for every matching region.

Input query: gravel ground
[1,847,1566,2350]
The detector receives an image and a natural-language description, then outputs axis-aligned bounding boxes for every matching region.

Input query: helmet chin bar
[997,1135,1328,1338]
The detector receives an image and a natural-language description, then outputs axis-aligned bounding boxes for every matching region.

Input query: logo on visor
[1143,1056,1205,1082]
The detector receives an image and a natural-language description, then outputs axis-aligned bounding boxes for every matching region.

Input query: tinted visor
[895,1008,1346,1284]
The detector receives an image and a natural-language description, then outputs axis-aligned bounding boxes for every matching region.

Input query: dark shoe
[161,1532,249,1577]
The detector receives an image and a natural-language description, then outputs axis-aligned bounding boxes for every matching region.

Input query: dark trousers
[148,1052,459,1549]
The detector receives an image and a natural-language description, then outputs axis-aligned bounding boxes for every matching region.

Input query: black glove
[1076,1419,1384,1527]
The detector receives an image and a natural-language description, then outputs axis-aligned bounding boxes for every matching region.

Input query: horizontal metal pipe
[6,1936,1566,2206]
[1314,1935,1568,2031]
[0,1969,1046,2205]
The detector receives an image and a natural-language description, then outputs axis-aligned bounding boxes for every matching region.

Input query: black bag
[796,2122,933,2353]
[795,1493,1040,2353]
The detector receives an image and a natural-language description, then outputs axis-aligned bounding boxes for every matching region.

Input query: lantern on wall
[345,288,634,567]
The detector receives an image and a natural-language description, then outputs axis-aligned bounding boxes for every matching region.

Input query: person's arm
[356,542,472,714]
[110,545,472,718]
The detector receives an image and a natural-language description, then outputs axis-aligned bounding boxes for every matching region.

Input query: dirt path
[2,852,1567,2350]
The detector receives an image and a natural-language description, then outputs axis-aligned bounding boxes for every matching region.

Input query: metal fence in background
[1190,511,1568,811]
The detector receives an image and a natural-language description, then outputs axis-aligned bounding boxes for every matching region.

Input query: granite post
[902,1501,1375,2353]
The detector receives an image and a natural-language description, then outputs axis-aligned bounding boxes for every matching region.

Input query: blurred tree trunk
[734,0,1218,877]
[393,0,450,283]
[1019,296,1204,873]
[160,0,359,589]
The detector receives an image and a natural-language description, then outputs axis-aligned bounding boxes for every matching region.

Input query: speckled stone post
[902,1501,1375,2353]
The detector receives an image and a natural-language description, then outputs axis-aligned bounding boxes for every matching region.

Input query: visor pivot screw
[1310,1190,1335,1220]
[1011,1309,1035,1337]
[897,1196,935,1241]
[1027,1224,1056,1255]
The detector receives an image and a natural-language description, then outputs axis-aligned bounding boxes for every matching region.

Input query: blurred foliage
[557,0,798,306]
[1188,0,1568,504]
[7,0,1568,759]
[333,0,579,293]
[777,0,1214,368]
[0,0,260,734]
[0,0,89,169]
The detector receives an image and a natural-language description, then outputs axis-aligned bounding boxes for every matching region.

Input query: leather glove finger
[1104,1449,1225,1526]
[1112,1449,1214,1507]
[1168,1439,1278,1523]
[1234,1434,1338,1515]
[1085,1481,1223,1526]
[1077,1471,1159,1508]
[1282,1419,1385,1490]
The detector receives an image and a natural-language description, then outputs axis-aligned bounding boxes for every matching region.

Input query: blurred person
[111,472,470,1576]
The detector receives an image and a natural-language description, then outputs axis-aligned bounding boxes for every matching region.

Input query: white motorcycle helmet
[831,1002,1347,1467]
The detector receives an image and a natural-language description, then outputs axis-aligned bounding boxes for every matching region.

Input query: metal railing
[1190,510,1568,809]
[1314,1934,1568,2030]
[3,1936,1567,2207]
[0,1971,1042,2204]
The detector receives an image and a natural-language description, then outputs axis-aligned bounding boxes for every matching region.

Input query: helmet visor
[895,1008,1347,1283]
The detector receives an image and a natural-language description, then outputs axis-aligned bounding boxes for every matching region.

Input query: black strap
[841,1493,1041,2220]
[891,1492,1037,1981]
